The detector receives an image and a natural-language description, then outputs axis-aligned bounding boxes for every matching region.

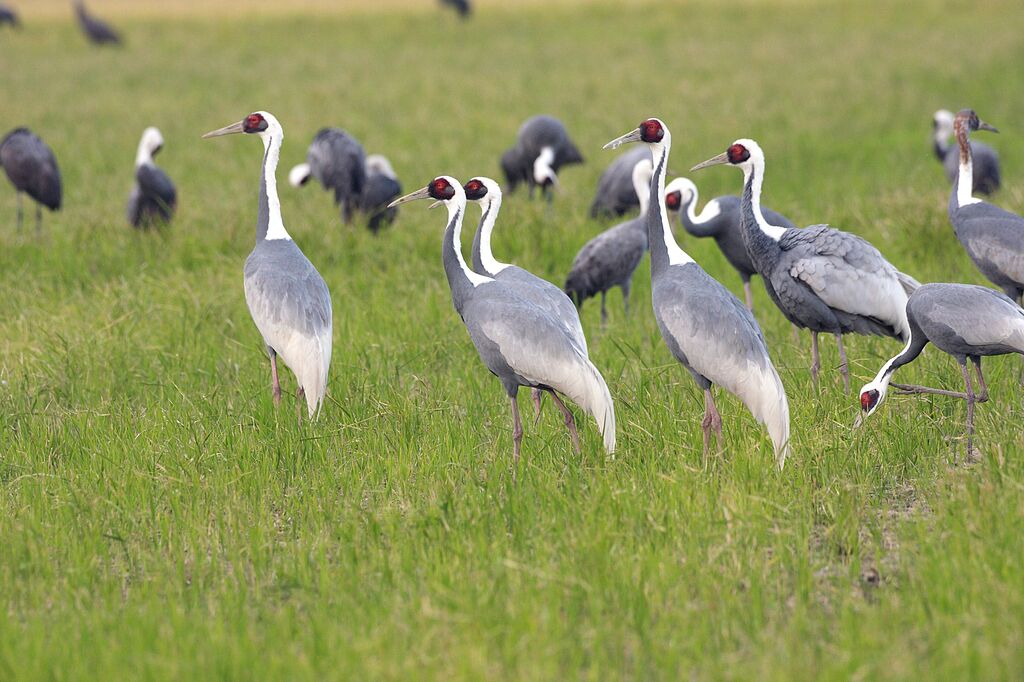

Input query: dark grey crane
[465,175,589,420]
[0,127,61,233]
[0,4,19,27]
[389,176,615,469]
[692,139,918,392]
[126,127,176,228]
[564,156,653,325]
[589,146,649,218]
[361,154,401,233]
[933,109,1000,195]
[500,115,583,200]
[204,111,332,420]
[663,176,796,311]
[857,283,1024,455]
[606,119,791,467]
[946,109,1024,304]
[289,127,366,224]
[439,0,471,18]
[74,1,121,45]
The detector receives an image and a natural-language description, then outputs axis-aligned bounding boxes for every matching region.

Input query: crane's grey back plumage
[361,154,401,233]
[439,0,471,17]
[296,128,366,224]
[589,147,648,218]
[74,0,121,45]
[501,115,583,193]
[909,284,1024,359]
[1,128,62,211]
[934,109,1000,195]
[127,128,176,228]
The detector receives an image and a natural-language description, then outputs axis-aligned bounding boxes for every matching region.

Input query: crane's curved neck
[135,142,154,168]
[443,200,490,312]
[257,132,291,242]
[680,189,722,237]
[741,160,787,243]
[953,120,980,208]
[870,330,927,392]
[647,142,693,273]
[470,194,509,276]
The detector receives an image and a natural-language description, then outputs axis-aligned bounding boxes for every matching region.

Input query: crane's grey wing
[309,129,366,200]
[955,204,1024,287]
[136,164,176,215]
[361,173,401,211]
[498,266,587,354]
[126,185,143,226]
[1,130,62,209]
[565,221,646,299]
[590,147,646,216]
[244,245,332,339]
[913,284,1024,351]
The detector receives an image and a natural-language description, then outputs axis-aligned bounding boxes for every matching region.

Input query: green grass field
[2,0,1024,678]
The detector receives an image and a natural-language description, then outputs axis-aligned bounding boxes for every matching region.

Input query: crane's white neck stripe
[262,134,291,241]
[533,146,555,184]
[451,203,490,287]
[687,194,721,226]
[743,163,787,241]
[478,197,509,275]
[653,145,693,266]
[956,156,980,207]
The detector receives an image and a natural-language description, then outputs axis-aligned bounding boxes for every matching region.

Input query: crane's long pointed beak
[978,120,999,133]
[603,129,642,150]
[852,410,869,429]
[690,152,730,172]
[202,120,245,139]
[388,186,432,209]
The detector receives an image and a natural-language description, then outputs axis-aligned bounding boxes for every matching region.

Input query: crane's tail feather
[741,363,791,470]
[289,163,312,188]
[565,358,616,453]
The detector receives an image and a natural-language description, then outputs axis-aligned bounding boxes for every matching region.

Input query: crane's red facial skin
[463,179,488,200]
[243,113,268,134]
[428,177,456,201]
[640,119,664,143]
[727,144,751,164]
[665,190,681,210]
[860,389,879,411]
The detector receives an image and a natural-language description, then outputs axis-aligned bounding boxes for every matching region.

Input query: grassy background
[2,0,1024,679]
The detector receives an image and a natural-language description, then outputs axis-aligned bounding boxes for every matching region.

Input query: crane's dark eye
[640,119,664,143]
[243,113,268,134]
[463,179,487,200]
[727,144,750,164]
[860,389,879,411]
[665,190,681,210]
[429,177,455,200]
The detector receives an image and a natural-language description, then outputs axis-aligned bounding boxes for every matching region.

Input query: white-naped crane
[933,109,1000,195]
[126,127,176,228]
[289,127,366,224]
[606,119,791,467]
[361,154,401,233]
[692,139,919,392]
[856,283,1024,455]
[564,156,653,325]
[500,115,583,200]
[74,0,120,45]
[389,177,615,472]
[0,127,61,233]
[946,109,1024,305]
[204,111,332,420]
[0,4,19,27]
[589,146,649,218]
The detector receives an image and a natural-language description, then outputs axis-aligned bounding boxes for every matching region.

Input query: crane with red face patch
[389,176,615,474]
[203,111,333,421]
[692,139,920,392]
[605,118,791,468]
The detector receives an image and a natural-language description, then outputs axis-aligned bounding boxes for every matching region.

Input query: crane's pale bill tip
[690,152,729,172]
[979,121,999,133]
[202,120,245,139]
[603,129,642,150]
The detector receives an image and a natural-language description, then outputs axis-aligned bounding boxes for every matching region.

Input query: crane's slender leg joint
[961,360,976,457]
[35,204,42,235]
[600,291,608,328]
[531,388,543,425]
[269,348,282,406]
[835,333,850,393]
[971,356,989,402]
[547,389,581,455]
[743,280,754,312]
[622,282,631,318]
[16,193,23,232]
[701,388,723,465]
[510,396,523,480]
[809,332,821,390]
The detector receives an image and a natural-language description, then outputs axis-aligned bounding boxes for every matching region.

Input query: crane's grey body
[439,0,471,17]
[296,128,366,224]
[127,128,176,228]
[74,1,120,45]
[859,283,1024,453]
[0,4,19,26]
[589,147,648,218]
[934,109,1000,195]
[1,127,62,231]
[361,154,401,233]
[501,115,583,197]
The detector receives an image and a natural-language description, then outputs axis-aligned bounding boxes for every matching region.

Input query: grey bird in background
[389,176,615,472]
[857,283,1024,455]
[289,127,366,225]
[361,154,402,233]
[439,0,471,18]
[74,1,121,45]
[692,139,918,392]
[606,119,791,467]
[933,109,1000,195]
[946,109,1024,304]
[204,111,333,420]
[0,4,20,27]
[500,115,584,200]
[564,156,653,325]
[127,127,176,228]
[589,146,649,218]
[664,176,796,312]
[0,128,62,233]
[465,176,590,421]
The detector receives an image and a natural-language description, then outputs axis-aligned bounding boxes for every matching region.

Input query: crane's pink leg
[510,396,523,480]
[961,361,976,457]
[809,332,820,390]
[835,333,850,393]
[600,291,608,328]
[16,193,23,232]
[743,280,754,312]
[791,324,800,344]
[296,387,305,425]
[531,388,544,425]
[890,383,968,399]
[269,351,282,406]
[972,357,989,402]
[547,389,581,454]
[701,388,723,465]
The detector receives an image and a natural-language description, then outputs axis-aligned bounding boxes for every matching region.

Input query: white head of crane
[135,127,164,168]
